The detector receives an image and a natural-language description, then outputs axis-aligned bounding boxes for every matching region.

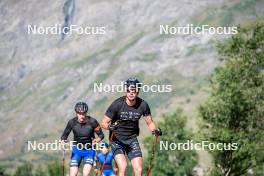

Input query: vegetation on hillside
[200,21,264,175]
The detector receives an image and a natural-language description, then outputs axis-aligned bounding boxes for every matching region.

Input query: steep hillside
[0,0,263,174]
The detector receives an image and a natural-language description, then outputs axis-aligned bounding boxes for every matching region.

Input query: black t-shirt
[105,96,151,140]
[61,116,99,145]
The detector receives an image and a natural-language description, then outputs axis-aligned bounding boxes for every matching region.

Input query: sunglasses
[126,88,138,93]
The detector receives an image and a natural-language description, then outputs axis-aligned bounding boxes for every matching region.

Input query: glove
[152,128,162,136]
[108,120,121,131]
[108,123,117,131]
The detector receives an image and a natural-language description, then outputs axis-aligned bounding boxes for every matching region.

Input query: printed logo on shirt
[120,111,141,121]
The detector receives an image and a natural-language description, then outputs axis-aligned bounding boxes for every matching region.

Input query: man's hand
[114,167,118,173]
[101,115,112,130]
[152,128,162,136]
[59,139,68,144]
[108,120,121,131]
[108,123,117,131]
[94,169,99,173]
[92,137,101,144]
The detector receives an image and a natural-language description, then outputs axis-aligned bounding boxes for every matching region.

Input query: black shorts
[111,137,142,160]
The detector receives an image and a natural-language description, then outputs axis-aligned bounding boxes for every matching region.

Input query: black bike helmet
[125,78,141,91]
[74,102,88,113]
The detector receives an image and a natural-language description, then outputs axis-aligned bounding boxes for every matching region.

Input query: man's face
[126,86,138,101]
[100,146,109,154]
[76,112,86,123]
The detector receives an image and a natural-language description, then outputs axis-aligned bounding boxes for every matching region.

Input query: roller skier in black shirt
[60,102,104,176]
[101,78,162,176]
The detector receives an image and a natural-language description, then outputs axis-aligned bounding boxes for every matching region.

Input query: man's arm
[145,115,157,132]
[145,115,162,136]
[102,99,119,129]
[101,115,112,130]
[93,125,104,143]
[61,120,73,141]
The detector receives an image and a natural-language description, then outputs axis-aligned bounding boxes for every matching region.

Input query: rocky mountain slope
[0,0,263,174]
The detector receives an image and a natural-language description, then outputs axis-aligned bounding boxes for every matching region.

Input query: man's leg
[70,153,81,176]
[128,138,143,176]
[83,164,93,176]
[131,157,143,176]
[111,140,127,176]
[70,167,79,176]
[114,154,127,176]
[83,151,95,176]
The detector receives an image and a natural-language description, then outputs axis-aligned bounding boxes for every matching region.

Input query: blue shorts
[70,146,95,167]
[102,169,116,176]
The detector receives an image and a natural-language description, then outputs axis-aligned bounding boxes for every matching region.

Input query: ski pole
[62,148,65,176]
[147,135,158,176]
[61,140,69,176]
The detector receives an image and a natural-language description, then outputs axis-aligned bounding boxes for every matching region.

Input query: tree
[0,166,10,176]
[200,21,264,175]
[143,110,197,176]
